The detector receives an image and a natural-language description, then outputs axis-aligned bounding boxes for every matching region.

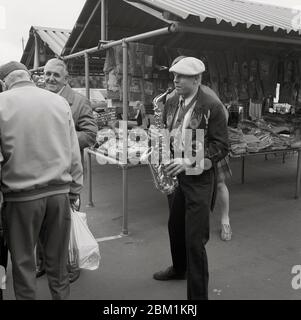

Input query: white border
[0,6,6,30]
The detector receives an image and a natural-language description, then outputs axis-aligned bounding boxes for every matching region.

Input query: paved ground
[3,151,301,300]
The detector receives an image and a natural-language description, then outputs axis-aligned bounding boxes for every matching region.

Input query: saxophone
[142,88,178,195]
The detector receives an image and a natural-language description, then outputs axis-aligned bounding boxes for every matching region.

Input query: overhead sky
[0,0,86,65]
[0,0,301,66]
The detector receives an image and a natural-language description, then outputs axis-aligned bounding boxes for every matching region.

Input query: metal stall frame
[29,18,301,236]
[30,24,176,236]
[63,24,176,236]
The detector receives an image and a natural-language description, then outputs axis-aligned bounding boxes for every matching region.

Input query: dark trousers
[36,239,45,270]
[0,215,8,271]
[1,194,71,300]
[0,230,8,300]
[168,169,214,300]
[36,194,81,272]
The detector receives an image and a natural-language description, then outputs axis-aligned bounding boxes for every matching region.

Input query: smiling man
[44,58,97,151]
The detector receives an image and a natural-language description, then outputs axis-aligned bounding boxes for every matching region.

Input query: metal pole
[241,156,245,184]
[30,26,174,71]
[21,37,25,52]
[87,150,95,207]
[64,46,99,61]
[33,33,40,70]
[121,26,175,43]
[122,39,129,235]
[63,26,173,61]
[84,52,90,100]
[122,166,128,235]
[295,150,301,199]
[105,0,109,40]
[101,0,107,41]
[70,0,102,54]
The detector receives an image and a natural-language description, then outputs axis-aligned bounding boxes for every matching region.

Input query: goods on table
[93,107,117,129]
[229,118,299,155]
[94,127,149,163]
[228,127,247,155]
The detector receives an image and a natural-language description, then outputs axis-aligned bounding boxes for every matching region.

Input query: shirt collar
[58,84,74,105]
[181,87,199,107]
[58,85,66,95]
[9,80,35,90]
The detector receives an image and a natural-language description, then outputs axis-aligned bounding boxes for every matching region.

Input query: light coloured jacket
[0,81,83,201]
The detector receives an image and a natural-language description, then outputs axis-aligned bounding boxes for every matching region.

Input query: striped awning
[126,0,301,34]
[33,26,71,56]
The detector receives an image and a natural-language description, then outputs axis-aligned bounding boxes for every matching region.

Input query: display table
[86,147,146,235]
[86,145,301,235]
[230,147,301,199]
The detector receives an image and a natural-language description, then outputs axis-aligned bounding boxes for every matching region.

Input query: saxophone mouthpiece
[167,87,174,94]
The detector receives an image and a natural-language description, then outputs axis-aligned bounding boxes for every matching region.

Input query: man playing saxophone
[152,57,229,300]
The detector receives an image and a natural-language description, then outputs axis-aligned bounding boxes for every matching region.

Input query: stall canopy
[21,26,71,69]
[62,0,301,57]
[32,0,300,234]
[126,0,300,34]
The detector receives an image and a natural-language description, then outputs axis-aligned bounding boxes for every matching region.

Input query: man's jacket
[0,81,83,201]
[60,84,98,150]
[163,85,229,165]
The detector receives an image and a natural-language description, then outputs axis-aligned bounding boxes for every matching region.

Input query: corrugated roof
[33,26,71,55]
[62,0,167,55]
[128,0,301,34]
[21,26,71,69]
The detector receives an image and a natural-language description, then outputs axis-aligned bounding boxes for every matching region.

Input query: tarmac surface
[3,151,301,300]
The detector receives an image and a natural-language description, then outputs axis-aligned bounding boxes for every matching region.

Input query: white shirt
[172,90,198,152]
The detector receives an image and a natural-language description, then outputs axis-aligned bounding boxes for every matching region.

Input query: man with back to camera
[35,58,98,283]
[0,61,83,300]
[0,80,6,300]
[152,57,229,300]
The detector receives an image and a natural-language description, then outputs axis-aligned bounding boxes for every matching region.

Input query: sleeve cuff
[69,193,79,200]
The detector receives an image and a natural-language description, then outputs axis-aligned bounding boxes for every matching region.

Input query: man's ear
[64,73,69,85]
[193,76,199,85]
[194,75,201,85]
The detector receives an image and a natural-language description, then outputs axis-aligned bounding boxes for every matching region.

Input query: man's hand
[165,158,186,177]
[70,194,81,211]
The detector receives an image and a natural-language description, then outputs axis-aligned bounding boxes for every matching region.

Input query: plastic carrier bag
[68,209,100,271]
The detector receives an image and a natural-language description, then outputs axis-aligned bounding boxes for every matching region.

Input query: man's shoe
[153,266,186,281]
[36,267,46,278]
[69,269,81,283]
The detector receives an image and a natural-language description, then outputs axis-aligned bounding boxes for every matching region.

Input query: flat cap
[169,57,205,76]
[0,61,28,81]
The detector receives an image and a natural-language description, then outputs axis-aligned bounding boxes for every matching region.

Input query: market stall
[28,0,301,235]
